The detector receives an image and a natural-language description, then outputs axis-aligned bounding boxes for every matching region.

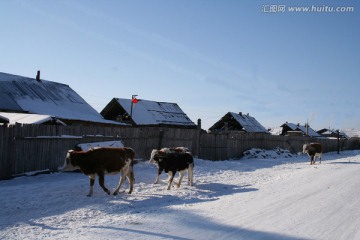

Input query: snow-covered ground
[1,150,360,240]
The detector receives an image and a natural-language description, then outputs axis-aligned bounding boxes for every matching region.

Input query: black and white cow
[149,148,194,190]
[62,147,135,196]
[303,143,323,165]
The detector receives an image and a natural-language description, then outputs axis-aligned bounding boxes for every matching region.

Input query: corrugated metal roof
[0,72,123,125]
[229,112,269,133]
[115,98,196,126]
[281,123,321,137]
[209,112,269,133]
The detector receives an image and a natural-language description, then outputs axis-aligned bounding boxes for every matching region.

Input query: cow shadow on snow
[87,180,305,240]
[0,169,256,231]
[90,202,307,240]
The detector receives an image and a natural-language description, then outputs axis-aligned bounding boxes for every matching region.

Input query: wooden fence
[1,124,359,179]
[199,131,359,160]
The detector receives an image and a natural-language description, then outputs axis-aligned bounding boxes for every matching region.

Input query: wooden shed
[101,98,196,128]
[280,122,321,137]
[209,112,269,133]
[317,128,347,139]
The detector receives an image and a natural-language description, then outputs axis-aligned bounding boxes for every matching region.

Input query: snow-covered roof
[343,129,360,138]
[281,122,321,137]
[0,112,66,125]
[317,128,348,138]
[230,112,269,133]
[209,112,269,133]
[0,72,124,125]
[101,98,196,127]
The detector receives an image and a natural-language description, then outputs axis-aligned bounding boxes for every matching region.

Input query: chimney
[36,70,41,81]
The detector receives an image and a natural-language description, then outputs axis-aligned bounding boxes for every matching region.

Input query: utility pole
[337,129,340,154]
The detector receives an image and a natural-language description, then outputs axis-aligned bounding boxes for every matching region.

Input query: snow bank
[242,148,294,159]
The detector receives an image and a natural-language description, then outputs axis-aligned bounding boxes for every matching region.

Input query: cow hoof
[87,194,92,197]
[113,192,118,196]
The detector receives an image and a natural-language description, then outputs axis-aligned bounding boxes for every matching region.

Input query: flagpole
[130,94,138,118]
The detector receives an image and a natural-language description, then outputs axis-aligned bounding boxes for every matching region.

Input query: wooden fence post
[0,126,12,179]
[195,119,202,157]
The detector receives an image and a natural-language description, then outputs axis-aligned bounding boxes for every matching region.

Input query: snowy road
[1,150,360,240]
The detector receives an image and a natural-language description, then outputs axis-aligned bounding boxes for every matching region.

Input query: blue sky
[1,0,359,130]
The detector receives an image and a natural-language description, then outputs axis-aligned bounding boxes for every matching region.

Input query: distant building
[0,112,66,126]
[342,129,360,138]
[317,128,348,139]
[280,122,321,137]
[101,98,196,128]
[0,72,122,126]
[209,112,269,133]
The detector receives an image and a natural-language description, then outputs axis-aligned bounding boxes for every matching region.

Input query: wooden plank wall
[1,124,359,179]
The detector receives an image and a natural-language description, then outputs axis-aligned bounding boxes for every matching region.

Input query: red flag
[132,98,139,104]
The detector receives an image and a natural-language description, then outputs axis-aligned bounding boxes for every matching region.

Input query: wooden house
[101,98,196,128]
[0,72,122,126]
[209,112,269,133]
[317,128,348,139]
[280,122,321,137]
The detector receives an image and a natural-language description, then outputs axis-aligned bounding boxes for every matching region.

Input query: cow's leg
[113,172,127,196]
[154,168,163,184]
[188,165,194,186]
[177,171,185,188]
[98,173,110,195]
[87,175,96,197]
[310,156,315,165]
[315,153,322,164]
[167,171,175,190]
[113,162,133,195]
[127,165,134,194]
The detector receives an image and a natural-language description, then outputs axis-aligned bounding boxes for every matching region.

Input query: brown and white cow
[303,143,323,165]
[149,148,194,190]
[62,147,135,196]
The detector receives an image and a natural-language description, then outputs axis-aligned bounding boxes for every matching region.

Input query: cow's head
[61,150,80,171]
[149,149,167,164]
[302,144,310,154]
[149,149,160,164]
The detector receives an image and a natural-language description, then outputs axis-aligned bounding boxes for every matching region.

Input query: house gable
[280,122,321,137]
[101,98,196,128]
[209,112,269,133]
